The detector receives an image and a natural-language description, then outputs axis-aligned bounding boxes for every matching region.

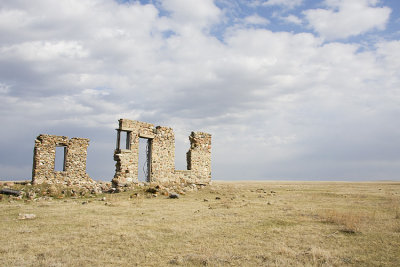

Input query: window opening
[54,146,66,171]
[116,130,131,150]
[138,138,151,182]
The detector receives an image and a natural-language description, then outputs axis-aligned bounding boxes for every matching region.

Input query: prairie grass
[1,181,399,266]
[320,209,366,233]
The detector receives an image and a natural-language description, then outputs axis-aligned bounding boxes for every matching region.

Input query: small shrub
[393,201,400,220]
[321,209,364,233]
[183,254,209,266]
[309,246,332,265]
[47,184,61,197]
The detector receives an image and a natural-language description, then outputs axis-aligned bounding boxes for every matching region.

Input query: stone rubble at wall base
[0,180,210,202]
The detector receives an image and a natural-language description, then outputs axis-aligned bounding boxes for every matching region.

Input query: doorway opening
[54,146,66,171]
[138,138,152,182]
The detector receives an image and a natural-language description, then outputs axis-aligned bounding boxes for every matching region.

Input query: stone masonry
[113,119,211,186]
[32,134,93,184]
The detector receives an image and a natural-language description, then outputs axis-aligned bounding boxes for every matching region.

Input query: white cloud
[244,14,270,26]
[0,41,88,61]
[262,0,303,9]
[161,0,221,32]
[280,14,302,25]
[304,0,391,40]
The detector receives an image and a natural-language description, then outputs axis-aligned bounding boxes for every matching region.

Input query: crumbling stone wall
[113,119,211,186]
[186,132,212,181]
[113,120,155,184]
[151,126,176,183]
[32,134,93,184]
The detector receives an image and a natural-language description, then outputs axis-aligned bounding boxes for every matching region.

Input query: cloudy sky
[1,0,399,181]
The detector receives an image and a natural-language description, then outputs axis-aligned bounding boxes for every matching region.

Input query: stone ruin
[31,119,212,187]
[113,119,211,186]
[32,134,93,184]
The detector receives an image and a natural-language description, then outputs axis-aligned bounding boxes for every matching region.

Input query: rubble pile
[0,180,208,201]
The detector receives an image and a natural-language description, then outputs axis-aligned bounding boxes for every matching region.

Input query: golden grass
[1,181,399,266]
[320,209,365,233]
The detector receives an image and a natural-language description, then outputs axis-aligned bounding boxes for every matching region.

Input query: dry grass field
[1,181,400,266]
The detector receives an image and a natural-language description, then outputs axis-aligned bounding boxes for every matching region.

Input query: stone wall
[151,126,176,183]
[186,132,212,182]
[32,134,93,185]
[113,120,155,184]
[113,119,211,186]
